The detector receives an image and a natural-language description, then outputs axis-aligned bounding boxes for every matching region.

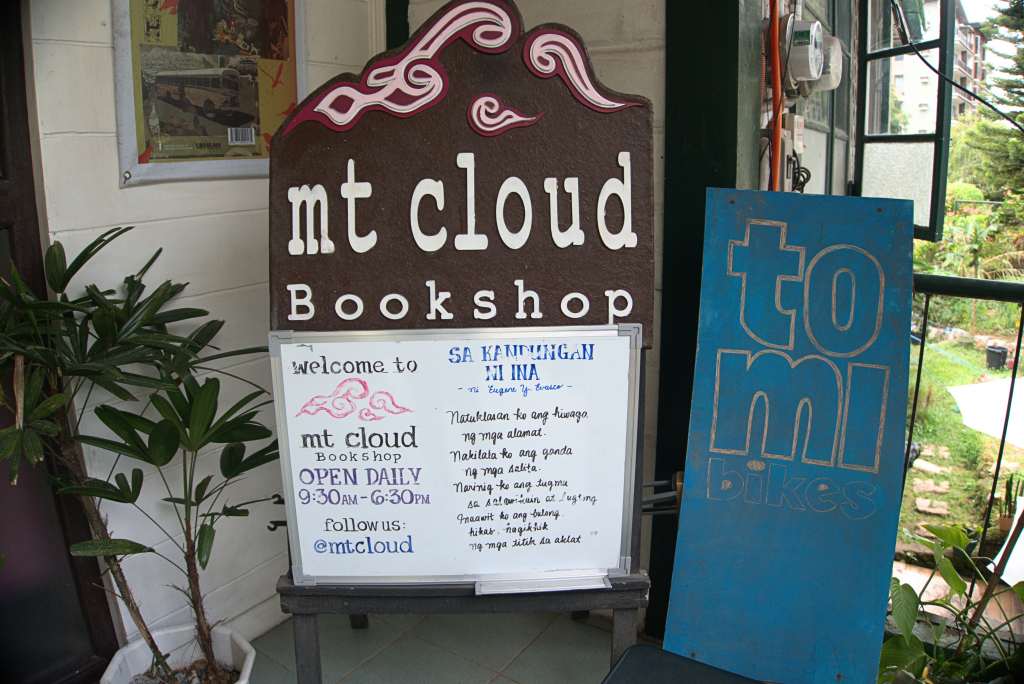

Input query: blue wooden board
[665,189,914,684]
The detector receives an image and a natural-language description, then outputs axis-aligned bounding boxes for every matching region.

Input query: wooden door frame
[2,2,120,680]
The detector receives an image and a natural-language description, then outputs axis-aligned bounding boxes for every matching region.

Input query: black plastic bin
[987,345,1009,370]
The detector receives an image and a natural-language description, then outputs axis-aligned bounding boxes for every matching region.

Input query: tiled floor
[250,612,614,684]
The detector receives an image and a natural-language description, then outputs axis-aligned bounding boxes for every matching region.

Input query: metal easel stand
[277,573,650,684]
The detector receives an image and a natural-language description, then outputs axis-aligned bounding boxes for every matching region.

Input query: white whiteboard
[269,325,641,587]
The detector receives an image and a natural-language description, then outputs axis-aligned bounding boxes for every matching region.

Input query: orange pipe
[769,0,783,191]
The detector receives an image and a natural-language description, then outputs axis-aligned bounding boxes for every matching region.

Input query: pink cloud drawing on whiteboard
[295,378,412,421]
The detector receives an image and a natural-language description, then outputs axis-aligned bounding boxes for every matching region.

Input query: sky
[961,0,998,23]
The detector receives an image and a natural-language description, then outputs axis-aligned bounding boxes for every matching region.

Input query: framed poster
[113,0,304,185]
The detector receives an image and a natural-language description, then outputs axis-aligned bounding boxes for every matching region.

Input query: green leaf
[150,394,186,435]
[196,524,215,569]
[877,634,926,679]
[76,435,146,462]
[76,315,90,357]
[94,405,145,452]
[119,281,173,339]
[187,378,219,446]
[60,477,135,503]
[24,369,45,415]
[935,555,967,597]
[133,247,161,281]
[70,538,151,557]
[0,431,21,462]
[92,308,118,344]
[44,242,68,293]
[112,468,144,503]
[182,374,200,402]
[219,442,246,478]
[84,284,116,310]
[196,346,268,364]
[165,386,191,424]
[117,373,175,391]
[150,308,209,325]
[132,334,198,355]
[7,450,20,485]
[29,419,60,437]
[22,430,43,465]
[187,320,224,353]
[1013,582,1024,603]
[28,393,67,421]
[129,467,143,499]
[119,412,156,436]
[211,421,272,444]
[62,226,133,288]
[891,582,920,642]
[147,420,179,467]
[208,390,265,436]
[923,524,969,550]
[194,474,213,504]
[89,375,137,402]
[235,441,279,475]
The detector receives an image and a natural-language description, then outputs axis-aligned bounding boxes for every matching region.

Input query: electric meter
[786,18,824,82]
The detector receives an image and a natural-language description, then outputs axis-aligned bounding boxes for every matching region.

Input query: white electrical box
[783,113,805,155]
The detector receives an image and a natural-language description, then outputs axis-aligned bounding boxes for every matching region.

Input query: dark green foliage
[70,539,152,558]
[958,2,1024,197]
[879,524,1023,683]
[0,226,279,675]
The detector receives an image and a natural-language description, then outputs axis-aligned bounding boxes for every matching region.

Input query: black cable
[889,0,1024,135]
[792,153,811,192]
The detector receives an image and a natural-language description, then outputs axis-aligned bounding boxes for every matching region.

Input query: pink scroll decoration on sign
[467,94,541,136]
[295,377,411,422]
[281,2,517,135]
[523,29,639,112]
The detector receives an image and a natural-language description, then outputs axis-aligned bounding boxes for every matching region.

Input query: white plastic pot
[101,625,255,684]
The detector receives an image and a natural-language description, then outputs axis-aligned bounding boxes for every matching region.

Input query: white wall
[408,0,666,574]
[26,0,384,643]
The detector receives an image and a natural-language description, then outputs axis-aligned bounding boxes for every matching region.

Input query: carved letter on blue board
[665,189,913,684]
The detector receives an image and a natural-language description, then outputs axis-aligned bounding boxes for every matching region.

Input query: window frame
[854,0,954,241]
[799,0,855,195]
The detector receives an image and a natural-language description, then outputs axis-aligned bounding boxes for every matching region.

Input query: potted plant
[0,227,278,683]
[997,475,1021,533]
[879,522,1024,683]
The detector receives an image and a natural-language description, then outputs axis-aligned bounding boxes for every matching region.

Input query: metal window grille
[906,273,1024,585]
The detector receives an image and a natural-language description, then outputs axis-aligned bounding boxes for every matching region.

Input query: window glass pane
[869,0,941,52]
[866,49,939,134]
[835,0,852,44]
[835,54,851,133]
[801,89,831,129]
[804,0,831,28]
[862,141,934,227]
[917,0,942,41]
[832,138,849,194]
[868,0,895,52]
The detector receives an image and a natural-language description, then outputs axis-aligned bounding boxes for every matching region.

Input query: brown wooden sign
[269,0,654,345]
